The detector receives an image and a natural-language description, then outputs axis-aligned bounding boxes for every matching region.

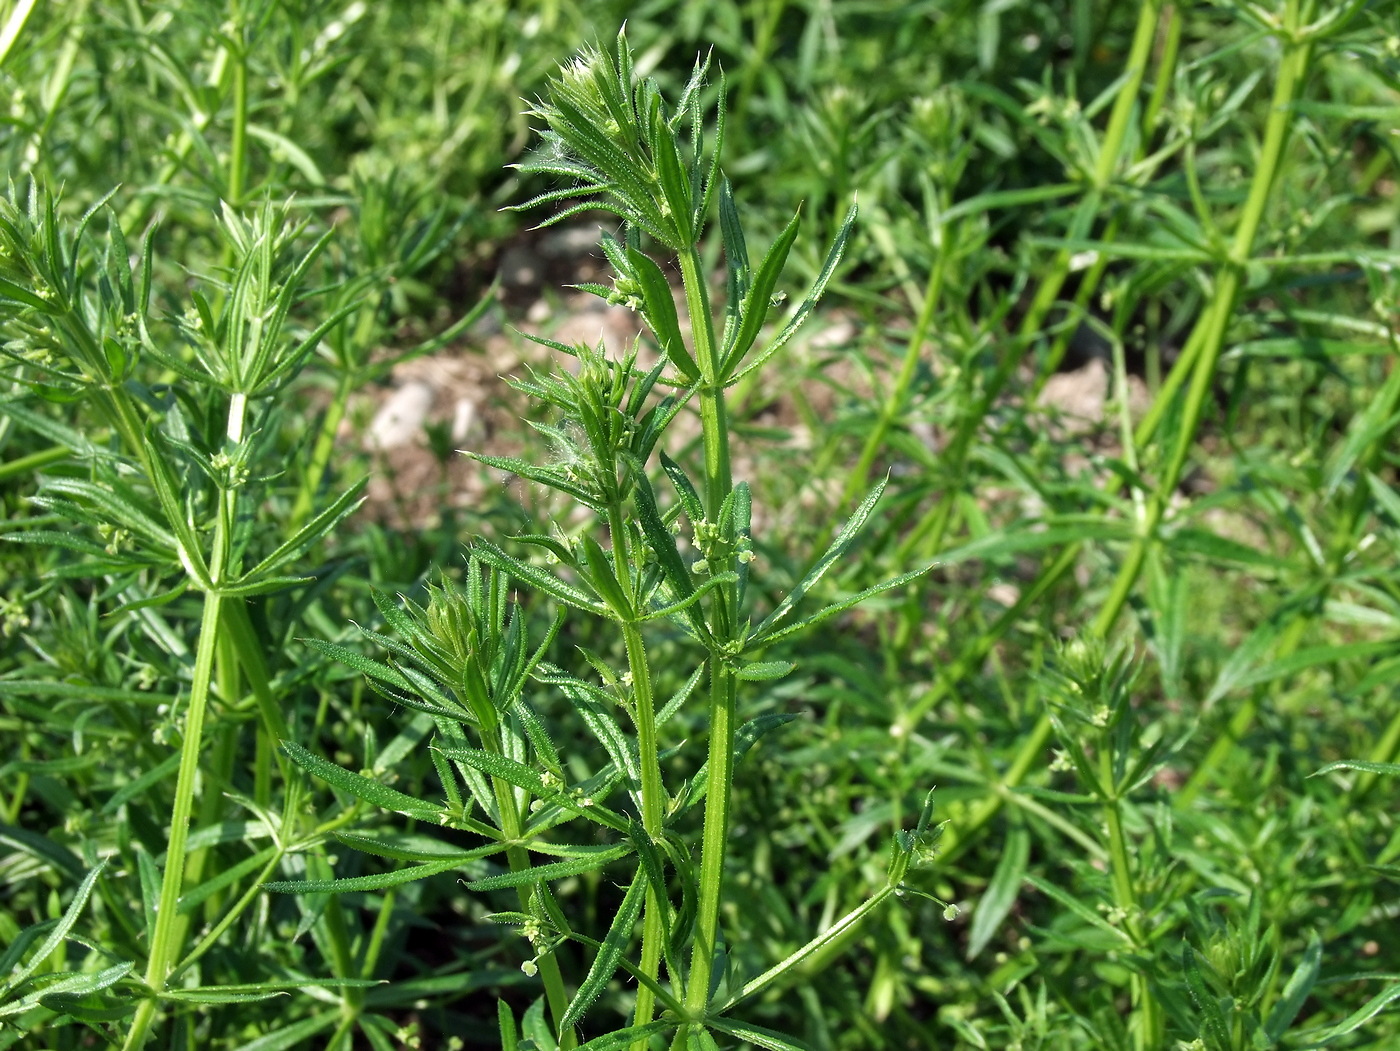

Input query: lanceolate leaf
[239,479,367,582]
[734,660,794,682]
[633,468,709,640]
[560,867,648,1030]
[1293,982,1400,1046]
[627,246,700,381]
[473,539,606,615]
[718,177,749,300]
[333,831,501,865]
[465,843,633,891]
[435,745,630,832]
[728,202,857,384]
[754,565,932,647]
[574,1022,675,1051]
[1310,759,1400,778]
[266,858,464,894]
[302,638,416,694]
[579,534,633,617]
[708,1017,815,1051]
[1182,944,1232,1050]
[753,476,890,640]
[966,824,1029,960]
[722,207,801,374]
[1264,932,1322,1041]
[6,859,106,989]
[281,740,452,826]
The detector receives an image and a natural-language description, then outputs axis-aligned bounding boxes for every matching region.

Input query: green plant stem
[1030,214,1121,396]
[123,590,225,1050]
[227,39,249,207]
[1143,5,1183,135]
[722,878,901,1011]
[321,891,361,1040]
[0,444,68,482]
[679,248,731,516]
[222,600,292,754]
[0,0,39,69]
[1179,611,1310,808]
[1094,1,1312,638]
[1132,318,1207,449]
[611,492,670,1042]
[676,242,740,1034]
[895,0,1162,565]
[291,374,351,529]
[946,6,1314,871]
[734,0,786,125]
[1187,350,1400,804]
[289,306,368,529]
[488,734,575,1048]
[839,231,947,511]
[169,846,285,982]
[683,666,736,1021]
[1100,752,1161,1049]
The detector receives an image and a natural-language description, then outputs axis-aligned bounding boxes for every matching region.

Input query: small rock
[1038,358,1107,426]
[451,398,479,444]
[499,245,540,288]
[366,381,434,449]
[987,582,1021,607]
[808,318,856,350]
[539,223,607,258]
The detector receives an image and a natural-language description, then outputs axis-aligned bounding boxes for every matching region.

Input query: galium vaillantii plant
[275,32,944,1049]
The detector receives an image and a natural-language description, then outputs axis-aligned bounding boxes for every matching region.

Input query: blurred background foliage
[3,0,1400,1048]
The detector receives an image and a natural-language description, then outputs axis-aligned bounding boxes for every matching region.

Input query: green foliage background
[2,1,1400,1049]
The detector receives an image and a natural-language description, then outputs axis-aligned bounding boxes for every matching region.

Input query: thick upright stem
[1094,0,1312,636]
[684,664,736,1018]
[945,4,1315,866]
[123,590,224,1050]
[227,43,248,207]
[493,762,575,1048]
[1100,753,1161,1049]
[610,488,671,1042]
[623,622,668,1042]
[679,248,730,516]
[676,243,739,1028]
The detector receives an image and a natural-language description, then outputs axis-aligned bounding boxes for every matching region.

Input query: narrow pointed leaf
[756,565,931,647]
[1183,944,1232,1049]
[660,452,706,525]
[967,824,1029,959]
[723,208,801,374]
[282,740,450,825]
[754,476,890,640]
[1264,932,1322,1040]
[473,539,606,614]
[627,247,700,381]
[466,843,633,891]
[560,868,648,1030]
[633,468,709,640]
[301,637,419,693]
[9,859,106,987]
[708,1017,814,1051]
[436,745,630,832]
[730,202,857,384]
[575,1022,675,1051]
[266,858,464,894]
[734,660,794,682]
[240,480,367,581]
[1310,759,1400,778]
